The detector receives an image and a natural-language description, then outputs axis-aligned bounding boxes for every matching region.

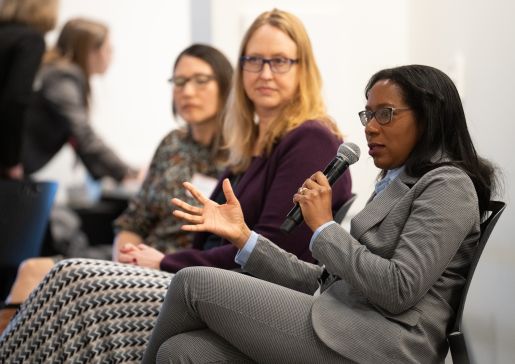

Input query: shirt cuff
[309,221,337,251]
[234,231,258,266]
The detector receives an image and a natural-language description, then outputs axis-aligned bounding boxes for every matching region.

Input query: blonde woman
[0,9,353,362]
[0,0,58,179]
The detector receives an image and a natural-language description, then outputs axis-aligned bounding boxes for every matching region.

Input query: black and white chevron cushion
[0,259,172,363]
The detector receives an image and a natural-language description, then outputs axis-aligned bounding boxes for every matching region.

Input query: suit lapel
[351,171,418,240]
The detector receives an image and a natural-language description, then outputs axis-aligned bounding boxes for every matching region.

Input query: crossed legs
[143,266,347,364]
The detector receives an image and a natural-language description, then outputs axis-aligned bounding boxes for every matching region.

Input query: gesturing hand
[172,178,251,249]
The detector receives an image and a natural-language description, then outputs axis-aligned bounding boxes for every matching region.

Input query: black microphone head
[337,142,360,165]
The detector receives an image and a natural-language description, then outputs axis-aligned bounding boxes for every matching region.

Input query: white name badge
[190,173,219,198]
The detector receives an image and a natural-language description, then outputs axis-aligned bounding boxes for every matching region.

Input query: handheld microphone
[280,142,360,233]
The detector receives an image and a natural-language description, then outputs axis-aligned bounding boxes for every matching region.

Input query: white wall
[409,1,515,362]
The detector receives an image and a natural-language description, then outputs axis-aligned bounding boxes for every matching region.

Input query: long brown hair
[223,9,340,173]
[44,18,109,107]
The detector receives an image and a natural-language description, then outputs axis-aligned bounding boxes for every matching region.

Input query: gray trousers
[142,266,350,364]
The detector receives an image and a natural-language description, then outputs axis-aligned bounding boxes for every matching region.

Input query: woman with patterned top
[112,44,233,259]
[0,9,353,362]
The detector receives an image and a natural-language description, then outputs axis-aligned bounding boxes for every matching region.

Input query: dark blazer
[21,62,130,181]
[0,21,45,170]
[160,120,353,272]
[244,165,480,363]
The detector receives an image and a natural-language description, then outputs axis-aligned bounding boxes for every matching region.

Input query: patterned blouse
[113,129,222,253]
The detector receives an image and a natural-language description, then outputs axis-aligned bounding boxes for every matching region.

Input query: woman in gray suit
[143,65,498,363]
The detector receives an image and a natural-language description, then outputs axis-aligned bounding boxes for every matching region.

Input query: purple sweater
[160,120,353,272]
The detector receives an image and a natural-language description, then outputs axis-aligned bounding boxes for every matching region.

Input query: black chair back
[334,193,357,224]
[448,200,506,364]
[0,179,57,299]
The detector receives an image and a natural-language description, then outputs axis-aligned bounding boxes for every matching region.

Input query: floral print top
[113,128,222,253]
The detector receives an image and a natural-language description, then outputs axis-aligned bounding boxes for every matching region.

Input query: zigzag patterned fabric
[0,259,172,363]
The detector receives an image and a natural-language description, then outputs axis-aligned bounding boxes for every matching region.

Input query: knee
[172,267,219,293]
[173,267,204,287]
[156,338,176,363]
[17,258,55,282]
[168,267,232,306]
[8,258,55,303]
[175,266,222,282]
[156,335,195,364]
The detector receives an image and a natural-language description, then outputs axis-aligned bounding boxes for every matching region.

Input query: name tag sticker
[190,173,218,198]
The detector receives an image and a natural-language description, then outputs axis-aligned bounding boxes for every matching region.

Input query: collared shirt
[374,166,404,197]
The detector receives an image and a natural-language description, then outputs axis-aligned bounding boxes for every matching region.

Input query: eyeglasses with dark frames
[168,74,216,89]
[240,56,299,74]
[358,107,411,126]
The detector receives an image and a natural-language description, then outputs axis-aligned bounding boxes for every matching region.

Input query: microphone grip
[280,205,303,233]
[325,158,348,185]
[280,158,349,233]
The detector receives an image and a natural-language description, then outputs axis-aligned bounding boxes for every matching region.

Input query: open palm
[172,178,251,248]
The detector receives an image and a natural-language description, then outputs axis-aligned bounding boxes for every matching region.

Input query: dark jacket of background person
[21,62,131,181]
[160,120,353,272]
[0,21,45,172]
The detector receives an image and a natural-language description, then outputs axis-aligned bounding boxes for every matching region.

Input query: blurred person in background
[0,17,137,332]
[21,17,138,182]
[0,0,59,179]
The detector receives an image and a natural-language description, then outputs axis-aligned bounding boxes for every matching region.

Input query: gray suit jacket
[244,165,480,363]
